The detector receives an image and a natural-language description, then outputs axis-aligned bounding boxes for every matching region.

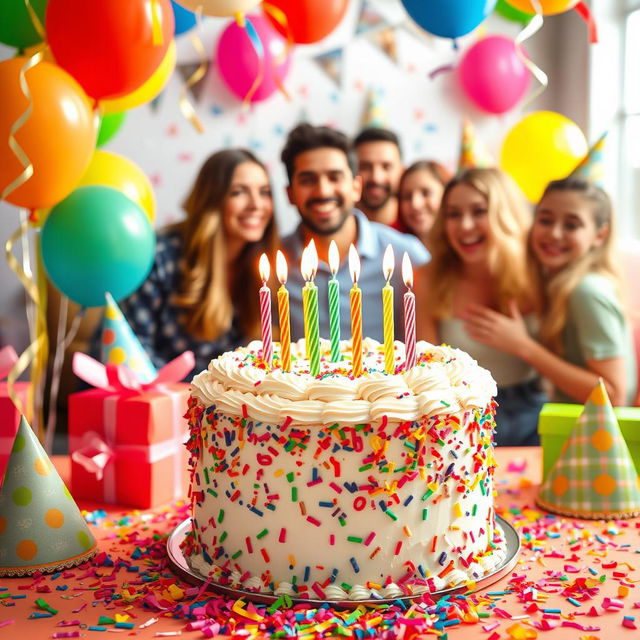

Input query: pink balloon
[216,14,292,102]
[458,35,530,114]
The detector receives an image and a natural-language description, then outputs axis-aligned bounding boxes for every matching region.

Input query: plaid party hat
[458,118,493,173]
[570,131,607,187]
[361,88,387,128]
[0,417,97,576]
[537,380,640,519]
[102,292,157,383]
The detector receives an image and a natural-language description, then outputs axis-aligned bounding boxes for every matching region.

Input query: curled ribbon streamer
[242,17,265,108]
[24,0,46,41]
[261,2,293,100]
[31,236,49,435]
[235,11,246,28]
[179,9,207,134]
[514,2,548,110]
[428,64,455,80]
[150,0,164,46]
[1,50,43,202]
[44,299,84,454]
[574,2,598,44]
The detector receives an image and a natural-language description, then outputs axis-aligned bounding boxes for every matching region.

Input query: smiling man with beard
[280,124,430,343]
[353,127,404,227]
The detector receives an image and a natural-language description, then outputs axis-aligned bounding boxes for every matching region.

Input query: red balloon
[264,0,348,44]
[46,0,174,101]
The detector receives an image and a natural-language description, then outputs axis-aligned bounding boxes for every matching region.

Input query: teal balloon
[96,111,126,147]
[495,0,534,22]
[0,0,48,49]
[41,186,156,307]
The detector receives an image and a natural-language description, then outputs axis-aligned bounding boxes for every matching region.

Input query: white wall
[0,0,590,352]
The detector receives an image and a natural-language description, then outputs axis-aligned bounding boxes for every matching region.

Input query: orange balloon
[504,0,578,15]
[0,58,97,210]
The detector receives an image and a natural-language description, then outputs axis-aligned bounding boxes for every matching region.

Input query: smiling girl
[421,168,544,446]
[465,177,637,407]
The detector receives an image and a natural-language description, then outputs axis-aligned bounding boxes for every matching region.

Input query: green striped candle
[301,240,320,376]
[328,240,341,362]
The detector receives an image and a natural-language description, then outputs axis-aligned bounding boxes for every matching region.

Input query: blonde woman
[421,168,544,446]
[117,149,278,377]
[465,177,636,407]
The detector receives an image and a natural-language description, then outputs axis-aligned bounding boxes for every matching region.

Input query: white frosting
[186,338,505,601]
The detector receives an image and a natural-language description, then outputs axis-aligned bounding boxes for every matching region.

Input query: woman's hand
[463,300,532,357]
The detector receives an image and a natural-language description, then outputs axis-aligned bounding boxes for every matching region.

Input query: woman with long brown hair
[117,148,278,376]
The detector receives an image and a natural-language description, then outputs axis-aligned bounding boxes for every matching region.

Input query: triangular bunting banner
[368,26,399,64]
[356,0,388,35]
[537,381,640,519]
[312,49,345,87]
[176,61,209,103]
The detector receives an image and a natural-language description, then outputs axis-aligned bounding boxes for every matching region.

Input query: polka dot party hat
[458,118,493,173]
[570,131,607,187]
[0,417,96,576]
[102,292,157,384]
[537,380,640,519]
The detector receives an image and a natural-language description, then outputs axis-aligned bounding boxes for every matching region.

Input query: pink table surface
[1,448,639,639]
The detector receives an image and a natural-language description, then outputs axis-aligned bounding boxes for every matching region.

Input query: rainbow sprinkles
[183,337,507,601]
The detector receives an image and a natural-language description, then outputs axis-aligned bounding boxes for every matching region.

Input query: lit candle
[402,252,416,370]
[258,253,273,367]
[382,244,395,374]
[328,240,341,362]
[349,244,363,377]
[276,250,291,372]
[301,240,320,376]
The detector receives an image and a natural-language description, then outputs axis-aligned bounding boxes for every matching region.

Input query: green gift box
[539,403,640,481]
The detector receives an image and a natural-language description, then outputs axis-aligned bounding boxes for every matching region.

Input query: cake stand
[166,515,520,607]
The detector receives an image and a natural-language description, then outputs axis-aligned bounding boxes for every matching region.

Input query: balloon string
[242,17,265,109]
[179,8,207,134]
[150,0,164,45]
[1,50,43,202]
[32,234,48,437]
[261,2,293,100]
[24,0,46,40]
[574,2,598,44]
[514,0,548,110]
[44,298,84,454]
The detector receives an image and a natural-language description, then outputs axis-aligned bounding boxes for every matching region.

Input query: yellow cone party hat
[0,417,97,576]
[361,88,387,128]
[458,119,493,173]
[570,131,607,187]
[537,381,640,519]
[102,292,157,383]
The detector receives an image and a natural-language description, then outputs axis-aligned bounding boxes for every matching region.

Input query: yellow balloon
[500,111,587,203]
[505,0,578,15]
[77,150,156,221]
[100,40,176,114]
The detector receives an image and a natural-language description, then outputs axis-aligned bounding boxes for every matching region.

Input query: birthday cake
[184,338,506,600]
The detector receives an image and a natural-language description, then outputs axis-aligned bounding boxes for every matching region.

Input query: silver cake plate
[166,515,520,608]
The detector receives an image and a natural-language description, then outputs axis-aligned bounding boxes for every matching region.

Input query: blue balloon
[401,0,498,39]
[41,186,156,308]
[171,1,197,36]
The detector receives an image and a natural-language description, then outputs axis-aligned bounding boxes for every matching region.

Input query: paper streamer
[575,2,598,44]
[179,8,207,134]
[514,0,548,110]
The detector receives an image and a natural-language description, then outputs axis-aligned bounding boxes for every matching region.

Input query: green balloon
[0,0,48,49]
[495,0,534,22]
[41,186,156,308]
[96,111,127,148]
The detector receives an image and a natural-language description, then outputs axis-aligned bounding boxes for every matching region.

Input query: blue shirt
[280,210,430,343]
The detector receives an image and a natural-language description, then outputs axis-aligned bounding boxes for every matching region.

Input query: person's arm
[463,300,628,404]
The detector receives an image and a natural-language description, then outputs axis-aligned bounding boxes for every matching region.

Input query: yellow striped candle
[276,250,291,372]
[349,244,363,377]
[382,244,395,374]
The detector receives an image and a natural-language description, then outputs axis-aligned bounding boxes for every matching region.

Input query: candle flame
[328,240,339,276]
[402,252,413,289]
[276,250,288,285]
[382,244,394,281]
[308,239,318,279]
[259,253,270,283]
[301,244,315,281]
[348,244,360,284]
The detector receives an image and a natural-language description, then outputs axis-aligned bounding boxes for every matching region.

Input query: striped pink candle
[259,254,273,366]
[402,252,416,370]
